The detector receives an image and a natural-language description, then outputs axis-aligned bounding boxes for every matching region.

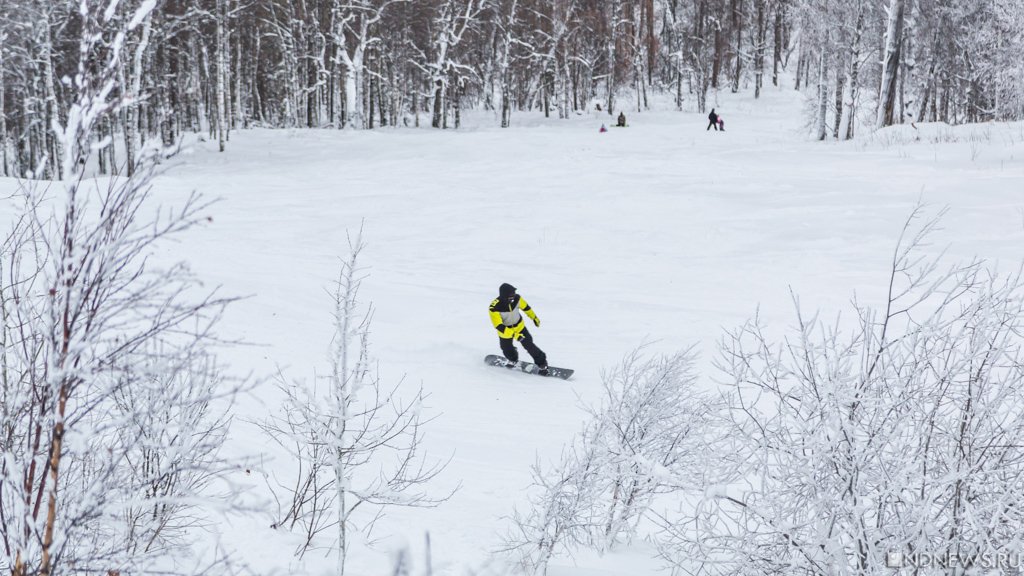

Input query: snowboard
[484,354,574,380]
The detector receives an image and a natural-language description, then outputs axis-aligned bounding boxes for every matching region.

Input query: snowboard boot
[537,364,550,376]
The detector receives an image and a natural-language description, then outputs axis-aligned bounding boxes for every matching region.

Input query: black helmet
[499,283,517,298]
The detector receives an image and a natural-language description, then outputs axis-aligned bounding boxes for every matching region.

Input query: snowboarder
[707,109,719,131]
[617,112,627,127]
[489,283,548,375]
[718,117,725,131]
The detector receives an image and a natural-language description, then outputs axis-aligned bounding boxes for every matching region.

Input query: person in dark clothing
[488,283,548,374]
[617,112,627,127]
[707,109,719,131]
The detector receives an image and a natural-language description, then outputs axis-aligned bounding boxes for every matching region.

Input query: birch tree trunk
[432,1,453,128]
[876,0,905,128]
[234,34,244,129]
[0,34,8,177]
[341,48,365,129]
[430,0,483,129]
[336,9,371,130]
[833,68,844,138]
[753,0,766,98]
[711,24,722,89]
[605,1,618,116]
[561,49,572,118]
[693,0,710,113]
[537,0,575,121]
[123,17,153,175]
[216,0,227,151]
[817,50,828,140]
[41,11,62,179]
[667,1,684,110]
[731,0,742,93]
[772,1,783,86]
[842,2,864,140]
[480,22,497,112]
[498,0,518,128]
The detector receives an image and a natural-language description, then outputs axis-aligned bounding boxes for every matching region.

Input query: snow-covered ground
[3,85,1023,575]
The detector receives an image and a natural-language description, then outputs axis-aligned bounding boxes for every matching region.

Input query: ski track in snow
[2,86,1023,575]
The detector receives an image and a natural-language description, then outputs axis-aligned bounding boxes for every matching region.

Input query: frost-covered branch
[259,229,452,576]
[503,346,713,575]
[657,207,1024,575]
[0,4,241,576]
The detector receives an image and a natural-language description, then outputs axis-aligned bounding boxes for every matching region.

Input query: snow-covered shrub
[504,348,713,574]
[259,231,451,574]
[503,432,609,576]
[658,206,1024,575]
[590,348,714,550]
[111,352,232,559]
[0,2,238,574]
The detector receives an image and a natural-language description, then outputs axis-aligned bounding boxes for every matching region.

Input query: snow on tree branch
[258,228,453,576]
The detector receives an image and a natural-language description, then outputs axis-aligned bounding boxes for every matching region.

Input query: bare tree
[0,2,240,575]
[0,28,10,177]
[113,352,233,560]
[838,0,866,140]
[592,348,712,551]
[495,0,520,128]
[504,346,713,574]
[658,206,1024,575]
[121,9,155,174]
[815,46,828,140]
[334,0,406,129]
[259,230,451,576]
[502,430,608,576]
[876,0,906,127]
[424,0,487,128]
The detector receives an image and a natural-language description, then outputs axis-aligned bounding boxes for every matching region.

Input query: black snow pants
[500,327,547,366]
[707,120,719,131]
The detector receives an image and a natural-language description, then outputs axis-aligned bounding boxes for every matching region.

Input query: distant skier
[617,112,627,127]
[489,283,548,375]
[600,124,608,133]
[707,109,719,131]
[718,117,725,131]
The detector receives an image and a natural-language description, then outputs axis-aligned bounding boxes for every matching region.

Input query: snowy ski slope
[3,85,1023,575]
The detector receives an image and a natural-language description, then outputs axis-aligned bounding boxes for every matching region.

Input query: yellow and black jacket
[489,294,539,339]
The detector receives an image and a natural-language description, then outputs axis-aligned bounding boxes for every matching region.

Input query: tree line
[1,0,1022,178]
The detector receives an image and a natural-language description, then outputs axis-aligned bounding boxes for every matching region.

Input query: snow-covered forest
[3,0,1024,177]
[3,0,1024,575]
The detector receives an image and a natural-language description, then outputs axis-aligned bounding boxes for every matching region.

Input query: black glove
[532,316,541,327]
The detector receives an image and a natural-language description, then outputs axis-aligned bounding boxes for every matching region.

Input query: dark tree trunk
[753,0,766,98]
[431,80,443,128]
[833,70,844,138]
[731,0,743,93]
[772,3,783,86]
[712,25,722,89]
